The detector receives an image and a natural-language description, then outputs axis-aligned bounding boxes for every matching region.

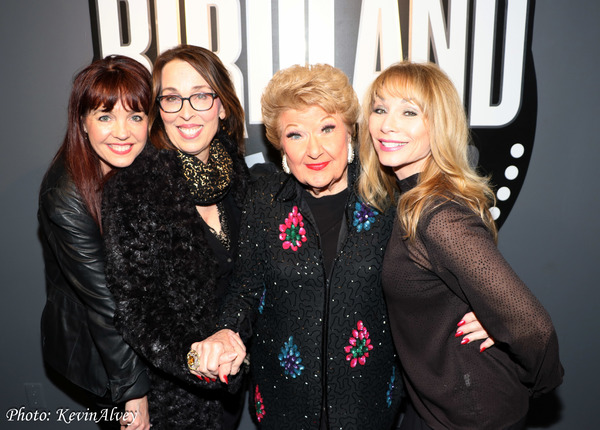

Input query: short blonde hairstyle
[261,64,360,150]
[357,61,497,242]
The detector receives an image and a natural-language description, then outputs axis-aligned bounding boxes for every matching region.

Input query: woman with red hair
[39,55,152,429]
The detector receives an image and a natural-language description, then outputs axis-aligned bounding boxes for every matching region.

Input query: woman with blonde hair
[359,61,563,429]
[189,63,493,429]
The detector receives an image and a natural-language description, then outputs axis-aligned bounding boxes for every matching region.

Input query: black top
[199,193,241,308]
[102,137,248,429]
[303,188,349,277]
[220,162,403,429]
[382,174,563,429]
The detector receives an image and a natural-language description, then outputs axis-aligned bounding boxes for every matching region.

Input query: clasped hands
[187,312,493,383]
[188,329,246,383]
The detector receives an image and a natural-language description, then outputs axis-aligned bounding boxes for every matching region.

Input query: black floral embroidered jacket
[220,162,403,429]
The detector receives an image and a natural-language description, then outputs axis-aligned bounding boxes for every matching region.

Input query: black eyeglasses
[156,92,218,113]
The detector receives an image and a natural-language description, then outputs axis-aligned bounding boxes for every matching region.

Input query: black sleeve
[102,159,230,391]
[218,183,266,341]
[40,184,150,403]
[422,203,564,396]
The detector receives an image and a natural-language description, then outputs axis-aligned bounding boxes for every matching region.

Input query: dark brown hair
[53,55,152,227]
[149,45,245,156]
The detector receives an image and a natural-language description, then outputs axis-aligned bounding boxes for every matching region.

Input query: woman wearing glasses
[101,45,248,429]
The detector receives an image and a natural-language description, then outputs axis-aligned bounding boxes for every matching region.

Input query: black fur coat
[102,134,248,429]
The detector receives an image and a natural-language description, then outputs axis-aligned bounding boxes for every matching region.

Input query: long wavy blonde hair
[357,61,497,242]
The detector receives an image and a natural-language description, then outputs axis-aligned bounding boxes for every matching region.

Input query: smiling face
[159,59,225,162]
[83,100,147,175]
[280,105,350,197]
[368,92,431,180]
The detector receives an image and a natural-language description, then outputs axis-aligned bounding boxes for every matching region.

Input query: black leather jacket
[38,157,150,403]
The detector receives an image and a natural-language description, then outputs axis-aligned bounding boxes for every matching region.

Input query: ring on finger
[187,349,200,371]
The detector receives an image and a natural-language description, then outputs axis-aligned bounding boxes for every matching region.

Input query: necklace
[206,200,230,250]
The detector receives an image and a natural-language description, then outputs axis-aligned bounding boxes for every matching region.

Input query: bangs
[84,71,150,114]
[373,72,428,112]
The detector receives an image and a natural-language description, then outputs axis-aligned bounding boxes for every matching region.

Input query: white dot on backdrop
[511,143,525,158]
[505,165,519,180]
[489,207,500,220]
[497,187,511,201]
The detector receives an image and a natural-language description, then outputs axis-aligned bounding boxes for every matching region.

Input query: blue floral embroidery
[352,200,379,232]
[278,336,304,378]
[386,367,396,407]
[258,286,266,314]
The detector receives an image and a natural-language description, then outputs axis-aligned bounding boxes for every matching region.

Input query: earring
[347,142,355,164]
[282,154,291,174]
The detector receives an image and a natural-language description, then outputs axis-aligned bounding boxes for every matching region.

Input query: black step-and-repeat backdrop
[90,0,535,228]
[3,1,600,429]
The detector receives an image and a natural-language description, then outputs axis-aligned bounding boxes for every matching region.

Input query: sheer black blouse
[382,175,563,429]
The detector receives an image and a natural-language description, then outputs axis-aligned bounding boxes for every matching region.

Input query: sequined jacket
[102,135,248,429]
[38,157,150,403]
[220,162,403,430]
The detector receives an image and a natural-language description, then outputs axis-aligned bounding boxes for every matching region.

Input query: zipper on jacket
[299,186,353,428]
[306,203,352,429]
[298,199,330,428]
[320,262,331,428]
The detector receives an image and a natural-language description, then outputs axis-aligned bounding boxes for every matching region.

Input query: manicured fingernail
[455,330,463,338]
[457,320,466,327]
[204,376,211,382]
[223,375,229,384]
[480,346,486,353]
[461,338,469,345]
[210,378,217,382]
[195,374,203,379]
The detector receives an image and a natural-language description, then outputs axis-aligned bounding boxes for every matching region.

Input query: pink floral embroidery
[344,320,373,367]
[278,206,307,251]
[255,385,265,422]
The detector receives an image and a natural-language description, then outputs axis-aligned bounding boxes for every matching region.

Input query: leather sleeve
[40,181,150,403]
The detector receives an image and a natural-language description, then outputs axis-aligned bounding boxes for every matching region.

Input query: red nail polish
[195,375,203,380]
[457,320,466,327]
[455,330,463,338]
[461,338,469,345]
[210,378,217,382]
[203,376,210,382]
[223,375,229,385]
[480,346,486,353]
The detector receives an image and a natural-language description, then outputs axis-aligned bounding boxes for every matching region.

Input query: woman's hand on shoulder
[456,311,495,353]
[188,329,246,383]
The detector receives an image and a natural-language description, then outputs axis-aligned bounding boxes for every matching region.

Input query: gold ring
[187,349,200,371]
